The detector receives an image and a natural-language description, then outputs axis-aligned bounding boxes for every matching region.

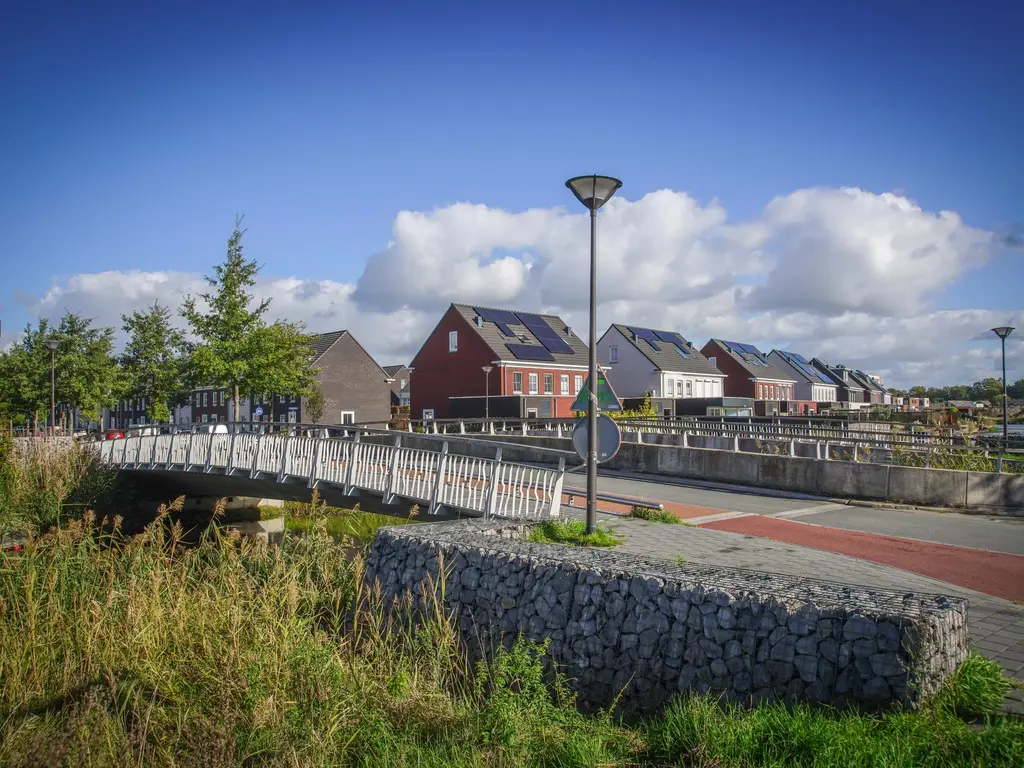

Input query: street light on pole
[482,365,493,422]
[565,174,622,534]
[44,338,59,437]
[991,326,1014,468]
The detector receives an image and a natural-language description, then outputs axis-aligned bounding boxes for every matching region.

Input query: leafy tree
[182,217,318,422]
[120,301,191,423]
[0,314,119,431]
[909,386,927,398]
[1009,378,1024,400]
[305,386,326,424]
[51,313,121,425]
[968,378,1004,402]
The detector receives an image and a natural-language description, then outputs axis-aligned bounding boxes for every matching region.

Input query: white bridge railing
[99,431,565,521]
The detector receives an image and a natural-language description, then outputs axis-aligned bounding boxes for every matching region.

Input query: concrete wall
[366,520,968,715]
[435,433,1022,514]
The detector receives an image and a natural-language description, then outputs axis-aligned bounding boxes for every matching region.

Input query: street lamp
[481,365,493,422]
[992,326,1015,465]
[565,174,623,534]
[44,338,59,437]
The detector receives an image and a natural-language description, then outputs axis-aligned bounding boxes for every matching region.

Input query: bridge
[99,427,569,520]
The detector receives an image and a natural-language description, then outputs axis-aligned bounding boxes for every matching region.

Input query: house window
[340,411,355,425]
[560,374,569,394]
[422,409,435,421]
[287,408,298,424]
[448,330,458,352]
[708,407,723,417]
[609,346,618,364]
[543,374,553,394]
[709,356,717,368]
[574,375,583,394]
[528,373,538,394]
[399,378,407,390]
[526,408,539,418]
[685,380,692,397]
[202,414,209,423]
[202,392,208,407]
[513,372,523,394]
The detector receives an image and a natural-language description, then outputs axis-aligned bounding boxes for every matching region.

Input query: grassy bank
[2,506,1022,766]
[281,495,415,544]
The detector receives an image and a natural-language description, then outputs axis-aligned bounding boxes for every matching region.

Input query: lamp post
[565,174,622,534]
[44,338,59,437]
[992,326,1014,467]
[482,365,493,422]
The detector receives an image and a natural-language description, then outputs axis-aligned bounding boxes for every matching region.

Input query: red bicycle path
[565,491,1024,602]
[700,515,1024,602]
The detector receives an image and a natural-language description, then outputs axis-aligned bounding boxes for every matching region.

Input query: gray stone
[795,635,818,656]
[794,654,818,684]
[843,616,878,641]
[724,640,743,660]
[753,663,771,689]
[852,638,878,659]
[863,677,891,699]
[869,653,904,678]
[718,607,737,629]
[877,622,900,652]
[711,659,728,677]
[788,613,816,636]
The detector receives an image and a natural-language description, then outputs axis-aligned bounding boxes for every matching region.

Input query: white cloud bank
[8,187,1021,389]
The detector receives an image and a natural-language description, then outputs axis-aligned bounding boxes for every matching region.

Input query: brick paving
[562,507,1024,714]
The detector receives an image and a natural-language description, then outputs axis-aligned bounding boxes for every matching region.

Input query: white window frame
[340,410,355,425]
[422,409,435,421]
[202,392,208,407]
[513,372,523,394]
[526,407,539,418]
[560,374,569,395]
[709,356,717,368]
[574,375,583,394]
[543,373,553,395]
[609,346,618,364]
[448,330,458,352]
[685,380,692,397]
[528,373,538,395]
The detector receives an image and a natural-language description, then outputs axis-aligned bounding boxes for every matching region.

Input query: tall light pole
[992,326,1014,463]
[44,338,59,437]
[566,174,622,534]
[482,365,493,421]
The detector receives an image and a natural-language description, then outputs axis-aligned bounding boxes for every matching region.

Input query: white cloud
[8,187,1021,387]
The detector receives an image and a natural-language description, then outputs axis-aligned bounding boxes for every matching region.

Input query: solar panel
[475,307,520,324]
[495,322,516,337]
[515,312,575,354]
[653,330,681,344]
[626,326,663,351]
[505,343,555,362]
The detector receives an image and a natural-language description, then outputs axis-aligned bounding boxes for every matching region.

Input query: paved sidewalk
[562,507,1024,714]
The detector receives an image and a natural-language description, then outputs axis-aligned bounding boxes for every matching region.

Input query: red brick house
[700,339,798,416]
[410,304,593,421]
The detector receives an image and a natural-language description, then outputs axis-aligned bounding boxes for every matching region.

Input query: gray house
[252,330,393,425]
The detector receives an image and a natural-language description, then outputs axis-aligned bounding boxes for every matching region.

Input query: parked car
[105,430,125,440]
[194,423,229,434]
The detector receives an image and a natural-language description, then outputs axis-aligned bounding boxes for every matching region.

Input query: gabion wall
[365,521,968,715]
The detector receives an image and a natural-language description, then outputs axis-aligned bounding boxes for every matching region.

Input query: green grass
[281,494,416,545]
[935,652,1016,718]
[1,501,1022,766]
[526,519,621,548]
[626,504,680,524]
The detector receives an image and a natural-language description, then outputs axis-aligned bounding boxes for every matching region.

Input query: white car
[194,423,229,434]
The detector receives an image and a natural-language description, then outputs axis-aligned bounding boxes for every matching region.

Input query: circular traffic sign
[572,414,622,463]
[255,407,264,417]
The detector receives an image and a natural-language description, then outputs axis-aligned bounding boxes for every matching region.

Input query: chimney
[474,315,484,328]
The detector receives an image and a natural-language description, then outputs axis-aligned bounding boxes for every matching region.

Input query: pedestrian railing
[99,430,566,521]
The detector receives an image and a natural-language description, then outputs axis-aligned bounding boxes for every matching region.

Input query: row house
[597,324,725,418]
[251,330,393,425]
[700,340,798,416]
[811,360,865,407]
[766,350,838,414]
[410,304,591,420]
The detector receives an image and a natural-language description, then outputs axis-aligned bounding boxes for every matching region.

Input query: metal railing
[98,427,566,521]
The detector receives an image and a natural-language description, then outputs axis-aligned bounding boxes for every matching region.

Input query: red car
[105,430,125,440]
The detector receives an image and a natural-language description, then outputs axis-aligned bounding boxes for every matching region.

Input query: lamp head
[565,175,623,211]
[44,339,60,351]
[991,326,1015,340]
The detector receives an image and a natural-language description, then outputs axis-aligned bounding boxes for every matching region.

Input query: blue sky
[1,1,1021,386]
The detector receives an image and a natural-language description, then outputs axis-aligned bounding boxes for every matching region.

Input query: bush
[934,651,1015,718]
[627,505,679,524]
[527,519,621,547]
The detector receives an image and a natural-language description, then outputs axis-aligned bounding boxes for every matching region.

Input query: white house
[767,350,838,403]
[597,324,726,401]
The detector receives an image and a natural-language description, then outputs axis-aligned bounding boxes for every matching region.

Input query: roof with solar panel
[608,324,724,376]
[453,304,590,365]
[710,339,797,382]
[771,350,831,384]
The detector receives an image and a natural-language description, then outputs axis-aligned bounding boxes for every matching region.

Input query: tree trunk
[32,411,38,437]
[234,382,240,423]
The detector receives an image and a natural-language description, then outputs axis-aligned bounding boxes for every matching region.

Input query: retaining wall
[414,433,1021,514]
[366,520,968,716]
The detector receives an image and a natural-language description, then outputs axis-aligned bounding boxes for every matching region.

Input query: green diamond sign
[571,372,622,413]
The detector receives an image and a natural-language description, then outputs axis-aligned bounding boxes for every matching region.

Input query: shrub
[527,519,621,547]
[627,505,679,524]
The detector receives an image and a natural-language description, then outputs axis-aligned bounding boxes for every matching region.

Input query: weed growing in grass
[934,651,1015,718]
[527,519,621,547]
[626,504,679,524]
[283,494,414,545]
